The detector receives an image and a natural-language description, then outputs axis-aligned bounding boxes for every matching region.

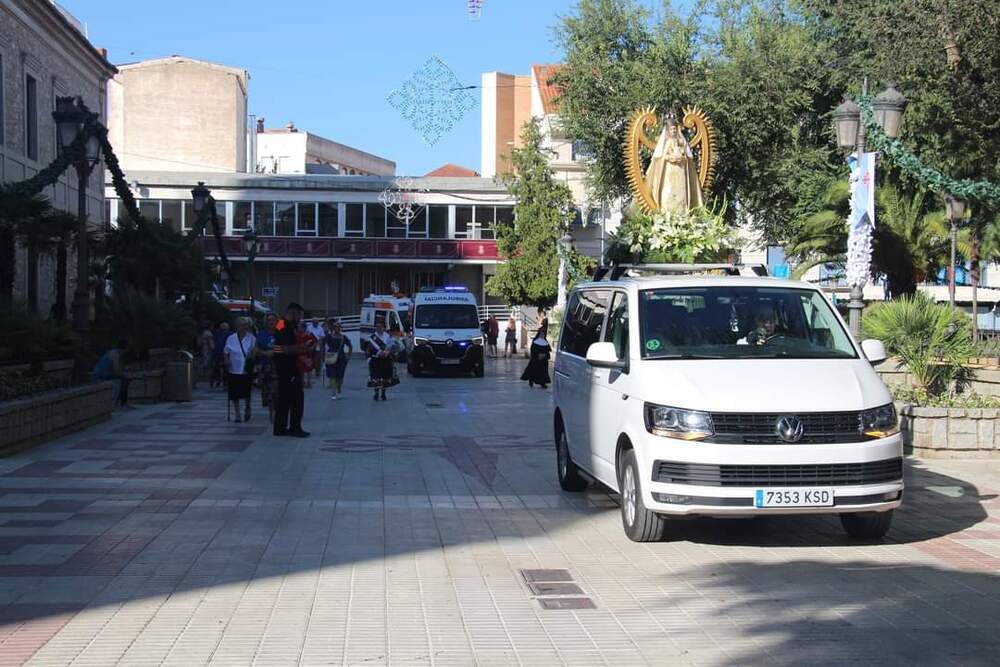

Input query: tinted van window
[560,290,610,357]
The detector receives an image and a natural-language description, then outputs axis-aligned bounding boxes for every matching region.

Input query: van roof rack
[592,263,769,280]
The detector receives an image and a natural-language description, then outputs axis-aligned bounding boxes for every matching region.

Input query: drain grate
[520,569,595,610]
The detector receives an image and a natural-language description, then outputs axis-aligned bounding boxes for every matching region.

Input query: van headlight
[644,403,714,441]
[471,336,484,345]
[862,403,899,438]
[413,337,429,346]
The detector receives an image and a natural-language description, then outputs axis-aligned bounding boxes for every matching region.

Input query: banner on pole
[846,152,875,288]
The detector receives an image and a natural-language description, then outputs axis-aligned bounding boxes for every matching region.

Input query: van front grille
[653,458,903,487]
[708,411,865,444]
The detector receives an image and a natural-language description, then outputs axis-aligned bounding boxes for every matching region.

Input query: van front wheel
[619,450,666,542]
[840,510,893,540]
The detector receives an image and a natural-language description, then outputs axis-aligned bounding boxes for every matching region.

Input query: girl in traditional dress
[520,331,551,388]
[323,319,353,400]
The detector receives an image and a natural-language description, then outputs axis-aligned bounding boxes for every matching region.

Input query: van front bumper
[634,432,904,517]
[410,341,483,372]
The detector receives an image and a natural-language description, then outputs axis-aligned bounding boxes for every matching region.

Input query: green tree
[486,119,582,308]
[785,179,849,278]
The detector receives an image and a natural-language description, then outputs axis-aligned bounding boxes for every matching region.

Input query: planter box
[125,369,164,403]
[41,359,75,386]
[897,403,1000,459]
[877,359,1000,398]
[0,382,114,456]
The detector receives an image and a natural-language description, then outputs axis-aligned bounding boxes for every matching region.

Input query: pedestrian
[198,320,214,382]
[256,313,278,423]
[272,302,309,438]
[536,308,549,340]
[323,319,353,400]
[504,315,517,357]
[297,321,318,388]
[224,316,257,422]
[487,314,500,358]
[308,318,326,379]
[520,330,551,388]
[366,320,397,401]
[212,322,230,389]
[92,339,131,408]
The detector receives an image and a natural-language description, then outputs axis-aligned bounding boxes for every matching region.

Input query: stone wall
[878,361,1000,397]
[0,382,113,455]
[897,404,1000,459]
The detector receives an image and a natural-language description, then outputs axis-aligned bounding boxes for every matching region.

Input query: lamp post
[191,182,212,302]
[557,232,574,309]
[54,97,101,332]
[242,225,259,316]
[944,194,966,309]
[831,82,907,337]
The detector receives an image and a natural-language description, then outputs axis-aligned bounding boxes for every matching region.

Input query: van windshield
[638,286,856,359]
[414,304,480,329]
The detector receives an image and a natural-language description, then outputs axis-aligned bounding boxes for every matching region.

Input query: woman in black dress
[520,331,551,388]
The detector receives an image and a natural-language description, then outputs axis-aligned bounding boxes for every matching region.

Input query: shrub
[891,386,1000,409]
[92,294,196,361]
[0,371,65,402]
[862,293,975,395]
[0,309,82,368]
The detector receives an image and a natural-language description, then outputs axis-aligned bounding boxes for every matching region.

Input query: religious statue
[624,106,718,215]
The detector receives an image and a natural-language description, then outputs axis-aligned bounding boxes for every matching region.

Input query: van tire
[618,449,666,542]
[840,510,893,540]
[556,428,587,492]
[474,364,484,378]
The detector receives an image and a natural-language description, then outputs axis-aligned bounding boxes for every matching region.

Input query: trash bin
[164,351,193,402]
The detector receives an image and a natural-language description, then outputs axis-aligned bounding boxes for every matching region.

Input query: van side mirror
[586,342,625,369]
[861,339,887,366]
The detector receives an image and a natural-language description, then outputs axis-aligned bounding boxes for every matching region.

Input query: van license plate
[755,488,833,508]
[439,359,461,365]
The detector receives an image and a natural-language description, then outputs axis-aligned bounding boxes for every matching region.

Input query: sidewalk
[0,357,997,665]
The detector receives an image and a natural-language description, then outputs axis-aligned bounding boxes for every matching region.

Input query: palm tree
[786,180,849,279]
[872,184,949,297]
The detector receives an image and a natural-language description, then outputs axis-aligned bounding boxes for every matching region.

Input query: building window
[386,206,406,238]
[366,203,386,238]
[161,200,183,234]
[428,205,449,239]
[254,202,275,235]
[138,199,160,222]
[233,202,252,233]
[25,74,37,160]
[455,206,473,239]
[275,202,294,236]
[318,203,338,237]
[407,208,427,238]
[296,203,317,236]
[345,204,364,237]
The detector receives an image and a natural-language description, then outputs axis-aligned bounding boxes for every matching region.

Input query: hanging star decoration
[379,177,429,225]
[468,0,484,20]
[387,56,477,146]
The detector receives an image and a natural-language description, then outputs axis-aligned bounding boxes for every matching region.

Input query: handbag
[237,335,255,379]
[324,337,342,365]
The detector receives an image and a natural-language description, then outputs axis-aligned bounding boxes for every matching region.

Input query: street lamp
[191,182,212,302]
[242,225,259,315]
[945,194,966,308]
[830,83,907,336]
[53,97,101,332]
[557,232,574,309]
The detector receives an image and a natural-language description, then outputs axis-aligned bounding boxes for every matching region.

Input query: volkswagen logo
[775,416,804,443]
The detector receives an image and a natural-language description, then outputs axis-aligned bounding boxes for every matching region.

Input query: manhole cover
[538,598,596,610]
[528,582,583,596]
[521,569,572,583]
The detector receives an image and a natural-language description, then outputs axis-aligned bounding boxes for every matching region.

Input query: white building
[255,120,394,176]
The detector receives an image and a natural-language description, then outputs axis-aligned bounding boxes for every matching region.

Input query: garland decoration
[858,95,1000,205]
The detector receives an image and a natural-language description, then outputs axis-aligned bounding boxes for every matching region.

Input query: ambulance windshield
[414,305,479,329]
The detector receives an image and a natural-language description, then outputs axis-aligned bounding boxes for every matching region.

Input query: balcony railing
[201,236,500,261]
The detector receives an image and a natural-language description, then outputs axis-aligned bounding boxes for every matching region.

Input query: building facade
[0,0,116,315]
[481,64,619,261]
[106,172,513,317]
[255,121,395,176]
[106,56,248,173]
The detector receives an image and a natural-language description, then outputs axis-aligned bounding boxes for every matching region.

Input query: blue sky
[61,0,586,176]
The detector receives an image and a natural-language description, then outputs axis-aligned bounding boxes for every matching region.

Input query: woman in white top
[224,317,257,422]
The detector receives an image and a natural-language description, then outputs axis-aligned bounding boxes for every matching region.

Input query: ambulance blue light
[443,285,468,292]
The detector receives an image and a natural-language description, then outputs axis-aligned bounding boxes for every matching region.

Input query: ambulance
[408,286,484,377]
[359,294,413,361]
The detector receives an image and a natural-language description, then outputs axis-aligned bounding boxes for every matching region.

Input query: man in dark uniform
[272,302,309,437]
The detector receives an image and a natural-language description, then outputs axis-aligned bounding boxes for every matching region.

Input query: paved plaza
[0,357,998,665]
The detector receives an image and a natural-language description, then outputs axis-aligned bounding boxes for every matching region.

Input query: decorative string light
[387,56,477,146]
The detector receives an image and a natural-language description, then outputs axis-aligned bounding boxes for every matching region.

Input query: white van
[553,273,903,542]
[408,286,484,377]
